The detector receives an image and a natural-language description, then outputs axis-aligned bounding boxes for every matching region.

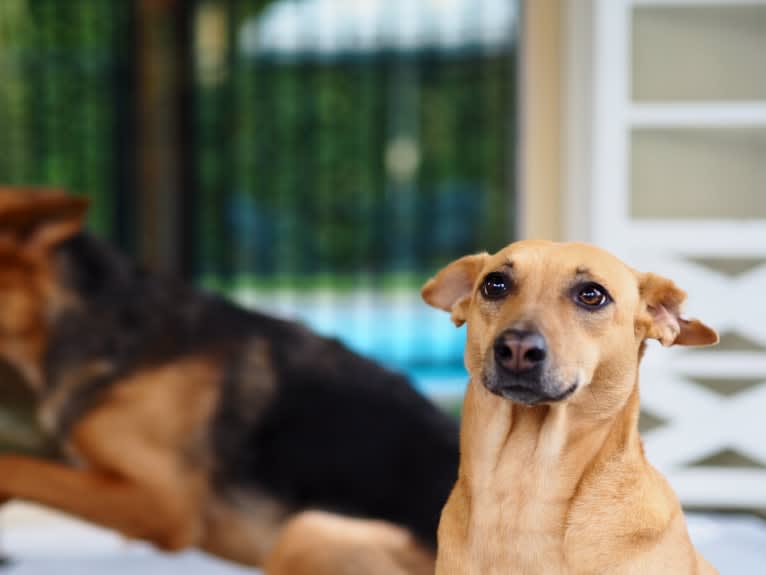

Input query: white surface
[241,0,518,57]
[687,514,766,574]
[0,504,764,573]
[629,103,766,127]
[0,504,256,575]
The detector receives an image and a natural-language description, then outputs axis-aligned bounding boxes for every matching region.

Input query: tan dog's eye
[481,272,511,300]
[575,283,611,309]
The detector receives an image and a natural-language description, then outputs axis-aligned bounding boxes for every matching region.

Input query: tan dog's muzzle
[484,326,578,405]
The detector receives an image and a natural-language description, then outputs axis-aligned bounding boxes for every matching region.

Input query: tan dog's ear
[0,188,89,254]
[421,253,488,327]
[639,272,718,347]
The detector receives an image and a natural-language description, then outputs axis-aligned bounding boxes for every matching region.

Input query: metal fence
[0,0,519,388]
[190,0,518,382]
[192,0,517,283]
[0,0,134,241]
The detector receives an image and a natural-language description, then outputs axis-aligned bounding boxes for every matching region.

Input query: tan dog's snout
[493,328,547,374]
[487,328,574,405]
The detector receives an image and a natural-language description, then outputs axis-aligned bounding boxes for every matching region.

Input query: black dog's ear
[639,272,718,347]
[0,188,89,255]
[422,253,488,327]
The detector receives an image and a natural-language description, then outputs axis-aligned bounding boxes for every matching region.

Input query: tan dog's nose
[493,330,547,374]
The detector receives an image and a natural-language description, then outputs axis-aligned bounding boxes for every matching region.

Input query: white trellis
[586,0,766,508]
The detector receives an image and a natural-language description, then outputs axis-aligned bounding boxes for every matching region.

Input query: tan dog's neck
[453,372,649,572]
[460,369,643,505]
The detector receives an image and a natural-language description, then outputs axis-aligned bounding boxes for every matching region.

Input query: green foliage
[0,0,516,284]
[0,0,132,238]
[193,3,517,283]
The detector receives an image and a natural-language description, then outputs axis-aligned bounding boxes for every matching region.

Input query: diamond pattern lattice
[635,256,766,508]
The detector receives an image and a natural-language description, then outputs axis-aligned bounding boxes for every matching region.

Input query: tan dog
[422,240,719,575]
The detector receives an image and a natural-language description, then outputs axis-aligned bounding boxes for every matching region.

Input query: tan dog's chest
[440,447,711,575]
[438,400,579,574]
[461,489,569,575]
[439,502,567,574]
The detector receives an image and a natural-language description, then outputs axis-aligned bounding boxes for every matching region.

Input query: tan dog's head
[0,188,88,387]
[422,241,718,412]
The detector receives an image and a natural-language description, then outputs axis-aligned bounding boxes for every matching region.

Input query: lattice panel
[633,255,766,507]
[588,0,766,509]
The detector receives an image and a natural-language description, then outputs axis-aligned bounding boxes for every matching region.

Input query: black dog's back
[216,333,459,547]
[49,233,459,549]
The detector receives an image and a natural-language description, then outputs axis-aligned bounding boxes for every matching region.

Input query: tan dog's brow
[485,261,514,279]
[572,267,610,287]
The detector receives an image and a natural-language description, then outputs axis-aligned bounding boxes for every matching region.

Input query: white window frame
[565,0,766,509]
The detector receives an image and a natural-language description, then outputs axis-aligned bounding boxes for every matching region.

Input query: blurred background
[0,0,764,573]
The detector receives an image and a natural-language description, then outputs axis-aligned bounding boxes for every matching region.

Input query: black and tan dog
[0,189,459,575]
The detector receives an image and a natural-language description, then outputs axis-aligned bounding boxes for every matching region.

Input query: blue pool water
[234,291,469,396]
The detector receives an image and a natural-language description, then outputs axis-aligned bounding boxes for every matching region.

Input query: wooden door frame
[519,0,596,243]
[135,0,196,278]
